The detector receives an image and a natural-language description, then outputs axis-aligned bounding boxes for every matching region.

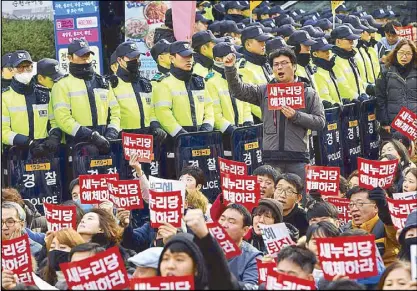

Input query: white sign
[259,223,295,256]
[2,1,53,20]
[149,175,186,211]
[58,46,100,75]
[77,16,98,29]
[412,244,417,281]
[393,191,417,200]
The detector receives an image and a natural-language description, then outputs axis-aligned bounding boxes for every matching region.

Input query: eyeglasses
[398,51,413,57]
[1,218,21,228]
[273,61,291,68]
[275,188,297,197]
[348,201,375,209]
[16,64,33,73]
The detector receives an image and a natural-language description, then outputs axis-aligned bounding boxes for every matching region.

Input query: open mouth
[277,72,285,78]
[166,272,176,276]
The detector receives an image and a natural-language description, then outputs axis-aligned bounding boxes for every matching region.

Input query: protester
[376,20,402,61]
[403,168,417,193]
[275,245,316,281]
[347,170,360,189]
[378,154,405,195]
[306,201,340,227]
[322,279,366,290]
[397,210,417,261]
[377,261,417,290]
[253,165,280,199]
[128,247,163,278]
[380,139,416,175]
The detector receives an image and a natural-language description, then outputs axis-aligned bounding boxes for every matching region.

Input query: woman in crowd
[403,168,417,193]
[377,261,417,290]
[347,170,359,189]
[379,153,405,195]
[397,210,417,261]
[380,139,416,175]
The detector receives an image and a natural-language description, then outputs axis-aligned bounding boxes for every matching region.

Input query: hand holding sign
[1,270,17,290]
[116,209,130,228]
[280,106,296,119]
[224,53,237,67]
[158,223,178,244]
[185,209,209,239]
[129,153,143,177]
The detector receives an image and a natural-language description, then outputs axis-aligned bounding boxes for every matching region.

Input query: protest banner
[305,165,340,196]
[317,235,378,280]
[79,173,119,204]
[391,107,417,141]
[107,179,143,210]
[393,191,417,200]
[358,157,398,190]
[218,157,247,176]
[387,197,417,229]
[326,197,351,225]
[266,270,316,290]
[130,275,194,290]
[122,132,154,163]
[267,82,305,110]
[257,258,276,285]
[259,223,295,257]
[149,175,186,211]
[60,246,129,290]
[149,190,182,228]
[44,202,77,231]
[207,221,242,259]
[394,25,417,41]
[1,234,34,285]
[221,173,260,212]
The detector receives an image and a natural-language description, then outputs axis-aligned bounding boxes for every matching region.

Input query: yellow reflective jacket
[313,65,344,104]
[296,64,318,92]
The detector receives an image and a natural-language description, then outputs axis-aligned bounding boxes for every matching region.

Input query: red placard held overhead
[267,82,305,110]
[326,197,351,226]
[306,165,340,196]
[257,258,276,285]
[130,276,195,290]
[108,179,143,210]
[358,157,398,190]
[387,197,417,229]
[316,235,378,280]
[221,173,260,212]
[266,271,316,290]
[394,26,417,41]
[259,223,295,257]
[391,107,417,141]
[122,132,154,162]
[218,157,247,175]
[79,173,119,204]
[44,202,77,231]
[149,190,183,228]
[206,222,242,259]
[60,246,129,290]
[1,234,34,285]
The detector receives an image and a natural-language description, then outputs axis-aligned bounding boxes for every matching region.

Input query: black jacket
[283,204,309,237]
[153,27,176,44]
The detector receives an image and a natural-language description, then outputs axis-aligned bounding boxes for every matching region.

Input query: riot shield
[360,98,380,160]
[341,102,362,177]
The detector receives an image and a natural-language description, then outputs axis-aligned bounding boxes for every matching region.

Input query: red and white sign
[77,16,98,29]
[259,223,295,257]
[1,234,34,285]
[108,179,143,210]
[122,132,153,162]
[394,26,417,41]
[130,276,194,290]
[266,271,316,290]
[56,28,99,45]
[56,18,75,30]
[60,246,129,290]
[79,173,119,204]
[358,157,398,190]
[149,190,183,228]
[326,197,351,225]
[387,197,417,229]
[221,173,260,212]
[306,165,340,196]
[257,258,276,285]
[393,191,417,200]
[149,176,186,212]
[218,157,247,176]
[316,235,378,280]
[267,82,305,110]
[207,221,242,259]
[391,107,417,141]
[44,202,77,232]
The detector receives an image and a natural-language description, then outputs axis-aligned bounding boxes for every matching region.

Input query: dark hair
[277,173,304,194]
[322,279,366,290]
[384,20,402,34]
[11,285,41,290]
[69,178,79,194]
[385,38,417,68]
[88,208,124,245]
[2,188,25,208]
[380,139,412,168]
[252,204,280,223]
[166,241,195,257]
[306,201,339,222]
[392,131,412,150]
[180,165,205,188]
[405,167,417,179]
[306,221,341,243]
[268,47,297,67]
[345,186,369,200]
[339,176,349,196]
[253,165,280,185]
[224,203,252,227]
[340,228,369,237]
[69,243,105,261]
[377,261,411,290]
[61,200,85,226]
[276,245,317,274]
[165,8,173,29]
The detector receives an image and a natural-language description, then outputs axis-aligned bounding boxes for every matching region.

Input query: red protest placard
[218,157,247,175]
[108,179,143,210]
[358,157,398,190]
[259,223,295,257]
[306,165,340,196]
[1,234,34,285]
[79,173,119,204]
[221,173,260,212]
[394,26,417,41]
[207,221,242,259]
[391,107,417,141]
[130,276,195,290]
[387,197,417,229]
[122,132,154,162]
[44,202,77,231]
[266,271,316,290]
[326,197,351,226]
[267,82,305,110]
[257,258,276,285]
[149,190,183,228]
[316,235,378,280]
[60,246,129,290]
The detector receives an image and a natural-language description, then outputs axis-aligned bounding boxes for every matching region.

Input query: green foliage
[1,17,55,61]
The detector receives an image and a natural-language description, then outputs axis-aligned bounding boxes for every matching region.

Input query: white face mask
[353,39,358,48]
[214,60,225,69]
[14,72,33,84]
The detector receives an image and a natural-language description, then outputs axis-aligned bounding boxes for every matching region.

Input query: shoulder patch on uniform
[139,77,152,93]
[156,73,170,82]
[204,72,214,81]
[192,74,205,90]
[108,75,119,88]
[239,58,247,69]
[151,72,162,81]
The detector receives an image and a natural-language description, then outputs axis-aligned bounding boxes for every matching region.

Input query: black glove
[368,187,393,226]
[242,121,254,127]
[104,127,119,140]
[75,126,93,141]
[29,140,47,158]
[43,128,62,153]
[199,123,213,132]
[322,100,333,109]
[366,84,376,96]
[358,93,369,102]
[224,124,237,135]
[151,127,167,143]
[174,128,188,138]
[90,131,110,155]
[342,98,351,105]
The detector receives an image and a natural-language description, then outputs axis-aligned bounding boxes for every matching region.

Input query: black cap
[192,30,222,49]
[68,39,95,57]
[224,1,245,11]
[150,39,171,62]
[315,18,332,31]
[213,42,242,58]
[213,3,226,14]
[262,19,280,33]
[266,37,293,55]
[36,58,65,82]
[196,12,210,24]
[344,15,368,32]
[300,25,325,38]
[372,8,388,19]
[386,10,397,19]
[331,25,360,40]
[341,22,363,35]
[311,38,333,52]
[169,41,194,56]
[335,4,349,13]
[241,26,273,45]
[11,50,32,68]
[259,6,271,16]
[239,1,249,10]
[315,27,331,39]
[287,30,317,46]
[237,22,246,30]
[208,21,222,36]
[246,22,272,34]
[361,15,382,29]
[303,17,318,27]
[2,53,13,69]
[115,41,141,58]
[288,11,303,22]
[280,16,302,28]
[360,19,378,33]
[275,24,296,38]
[220,20,242,35]
[110,51,117,65]
[270,5,288,15]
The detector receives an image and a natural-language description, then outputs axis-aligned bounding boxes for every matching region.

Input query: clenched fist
[184,209,208,239]
[224,53,237,67]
